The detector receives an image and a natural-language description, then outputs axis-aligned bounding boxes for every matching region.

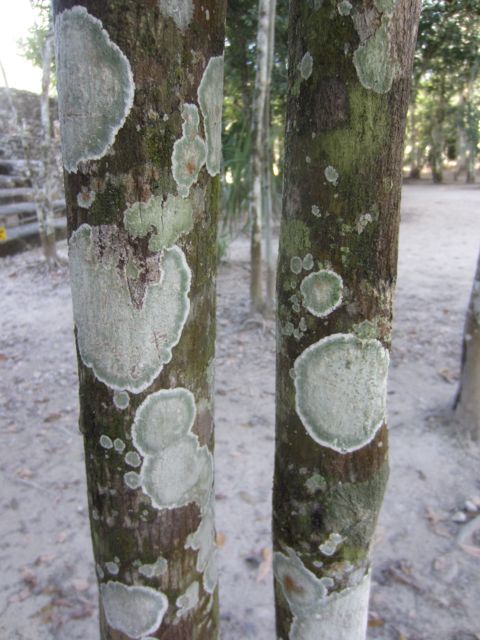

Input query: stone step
[0,199,65,227]
[0,158,42,176]
[0,187,35,204]
[0,217,68,257]
[0,174,31,189]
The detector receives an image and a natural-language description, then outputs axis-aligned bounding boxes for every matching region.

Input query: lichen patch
[324,165,339,186]
[113,391,130,411]
[172,104,207,198]
[124,194,193,251]
[300,270,343,318]
[338,0,353,15]
[176,581,200,617]
[300,52,313,80]
[294,333,389,453]
[69,224,191,393]
[100,581,168,639]
[198,56,224,176]
[353,22,395,94]
[159,0,193,31]
[185,497,217,593]
[139,557,168,579]
[130,388,213,512]
[54,6,134,173]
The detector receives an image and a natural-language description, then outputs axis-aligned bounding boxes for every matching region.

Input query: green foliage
[18,1,53,69]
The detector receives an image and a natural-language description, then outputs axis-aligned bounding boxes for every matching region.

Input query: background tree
[53,1,225,637]
[273,0,421,637]
[454,251,480,440]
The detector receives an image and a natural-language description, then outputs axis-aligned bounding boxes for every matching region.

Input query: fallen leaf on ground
[438,367,457,383]
[459,543,480,558]
[72,579,90,593]
[44,412,62,423]
[368,611,385,627]
[0,353,9,361]
[17,468,33,480]
[256,547,272,582]
[239,491,255,504]
[216,532,226,548]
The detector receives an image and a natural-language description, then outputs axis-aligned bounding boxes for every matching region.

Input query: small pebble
[451,511,467,523]
[464,500,478,513]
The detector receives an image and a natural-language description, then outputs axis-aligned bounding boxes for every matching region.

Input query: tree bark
[250,0,272,314]
[273,1,420,638]
[53,2,225,638]
[454,251,480,440]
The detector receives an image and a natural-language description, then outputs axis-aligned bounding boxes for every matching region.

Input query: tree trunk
[408,84,421,179]
[37,30,58,267]
[273,1,420,638]
[250,0,271,314]
[454,251,480,440]
[262,0,277,313]
[53,2,225,638]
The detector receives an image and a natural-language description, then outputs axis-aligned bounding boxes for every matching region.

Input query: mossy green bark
[273,0,420,637]
[54,1,226,638]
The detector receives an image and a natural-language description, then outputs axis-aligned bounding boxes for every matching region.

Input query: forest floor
[0,181,479,640]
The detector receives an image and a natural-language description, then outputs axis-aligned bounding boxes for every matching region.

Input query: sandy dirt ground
[0,182,479,640]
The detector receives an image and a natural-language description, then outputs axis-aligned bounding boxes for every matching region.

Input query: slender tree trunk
[37,30,58,267]
[250,0,271,314]
[262,0,277,313]
[408,86,421,179]
[454,251,480,440]
[53,2,225,638]
[431,78,446,184]
[273,1,420,637]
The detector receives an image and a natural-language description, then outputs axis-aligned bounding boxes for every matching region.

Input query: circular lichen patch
[294,333,389,453]
[300,270,343,317]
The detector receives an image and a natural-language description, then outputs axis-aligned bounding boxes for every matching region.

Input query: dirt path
[0,182,479,639]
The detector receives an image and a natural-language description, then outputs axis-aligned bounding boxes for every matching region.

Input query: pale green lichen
[185,498,217,594]
[356,213,373,234]
[353,22,395,94]
[172,103,206,198]
[291,256,303,275]
[176,581,199,617]
[113,391,130,411]
[100,581,168,639]
[69,224,191,393]
[374,0,396,13]
[100,435,113,449]
[338,0,352,15]
[124,471,141,489]
[125,451,142,467]
[294,333,389,453]
[131,388,213,511]
[300,52,313,80]
[114,438,126,453]
[302,254,314,271]
[105,561,119,575]
[54,6,134,173]
[300,270,343,318]
[324,166,339,186]
[311,205,321,217]
[305,473,327,494]
[77,188,96,209]
[159,0,193,31]
[319,533,345,556]
[139,556,168,579]
[198,56,224,176]
[124,194,193,251]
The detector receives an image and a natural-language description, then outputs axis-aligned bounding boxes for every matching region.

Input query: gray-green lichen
[54,6,134,173]
[77,188,96,209]
[131,388,213,511]
[172,104,206,198]
[185,498,217,593]
[291,256,303,275]
[123,194,193,251]
[69,224,191,393]
[100,581,168,638]
[311,205,321,218]
[198,56,224,176]
[374,0,396,13]
[100,434,113,449]
[300,270,343,318]
[319,532,344,556]
[300,52,313,80]
[302,254,314,271]
[113,391,130,411]
[124,471,141,489]
[294,333,389,453]
[114,438,126,453]
[159,0,193,31]
[337,0,352,15]
[274,548,370,640]
[176,581,200,617]
[125,451,142,467]
[324,166,339,186]
[139,556,168,579]
[353,22,395,94]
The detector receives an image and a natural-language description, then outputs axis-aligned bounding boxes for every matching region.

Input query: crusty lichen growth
[353,21,396,94]
[100,582,168,638]
[158,0,194,31]
[54,6,134,172]
[294,333,389,453]
[300,269,343,318]
[69,224,191,393]
[198,56,224,176]
[172,103,207,198]
[299,51,313,80]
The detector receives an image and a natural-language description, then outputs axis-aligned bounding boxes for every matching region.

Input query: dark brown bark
[273,0,421,636]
